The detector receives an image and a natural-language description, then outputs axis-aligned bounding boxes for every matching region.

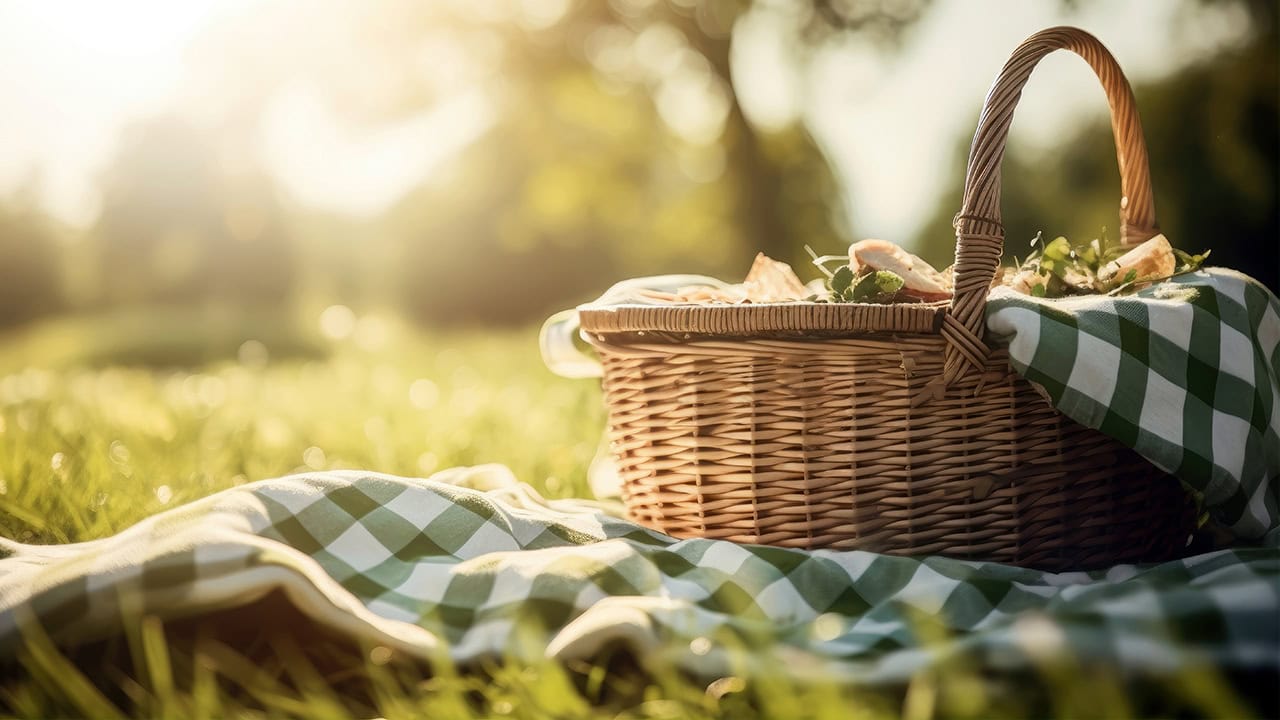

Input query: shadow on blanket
[0,589,682,716]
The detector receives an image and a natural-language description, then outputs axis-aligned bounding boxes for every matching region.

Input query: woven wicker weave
[578,27,1194,571]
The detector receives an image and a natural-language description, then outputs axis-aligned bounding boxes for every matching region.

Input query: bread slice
[849,239,952,301]
[1099,234,1176,286]
[742,252,809,302]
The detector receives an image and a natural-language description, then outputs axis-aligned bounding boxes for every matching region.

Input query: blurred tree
[380,0,931,324]
[606,0,929,265]
[911,1,1277,291]
[93,117,297,307]
[0,194,62,328]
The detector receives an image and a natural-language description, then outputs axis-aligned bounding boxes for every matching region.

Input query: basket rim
[578,299,949,337]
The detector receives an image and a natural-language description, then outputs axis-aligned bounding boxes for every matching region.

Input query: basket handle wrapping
[941,26,1159,388]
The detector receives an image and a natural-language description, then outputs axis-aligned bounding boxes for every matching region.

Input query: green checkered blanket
[986,268,1280,543]
[1,466,1276,684]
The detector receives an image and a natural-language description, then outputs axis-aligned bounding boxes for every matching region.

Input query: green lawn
[0,308,603,547]
[0,308,1260,718]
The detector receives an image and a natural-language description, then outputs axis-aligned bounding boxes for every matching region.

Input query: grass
[0,308,603,546]
[0,306,1267,718]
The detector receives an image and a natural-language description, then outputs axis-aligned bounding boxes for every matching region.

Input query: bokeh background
[0,0,1274,339]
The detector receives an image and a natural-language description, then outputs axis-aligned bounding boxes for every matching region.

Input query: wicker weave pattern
[594,336,1192,569]
[580,27,1194,571]
[579,300,947,338]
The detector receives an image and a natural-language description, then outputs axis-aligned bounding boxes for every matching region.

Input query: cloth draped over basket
[539,27,1278,570]
[543,267,1280,545]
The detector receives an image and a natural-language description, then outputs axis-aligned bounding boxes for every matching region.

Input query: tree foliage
[0,197,62,328]
[93,117,297,307]
[0,0,1274,332]
[911,4,1277,291]
[386,0,927,324]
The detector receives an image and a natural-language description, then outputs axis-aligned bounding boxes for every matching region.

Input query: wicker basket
[577,27,1195,571]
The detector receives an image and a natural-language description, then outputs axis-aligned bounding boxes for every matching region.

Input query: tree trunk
[683,22,791,262]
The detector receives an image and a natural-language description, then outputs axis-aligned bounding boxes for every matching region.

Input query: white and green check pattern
[987,268,1280,542]
[0,466,1276,683]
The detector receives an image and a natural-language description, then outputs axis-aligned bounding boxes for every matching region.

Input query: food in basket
[808,239,955,304]
[1098,234,1177,285]
[848,239,952,302]
[1006,232,1207,298]
[742,252,812,302]
[639,233,1206,306]
[633,252,819,304]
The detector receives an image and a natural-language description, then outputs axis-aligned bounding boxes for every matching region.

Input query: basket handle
[941,26,1159,388]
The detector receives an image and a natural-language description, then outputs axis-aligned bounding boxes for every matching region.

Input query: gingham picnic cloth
[0,466,1277,684]
[986,267,1280,543]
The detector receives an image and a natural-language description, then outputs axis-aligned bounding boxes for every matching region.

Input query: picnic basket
[575,27,1195,571]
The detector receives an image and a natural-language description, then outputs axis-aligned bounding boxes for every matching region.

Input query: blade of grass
[198,636,311,716]
[268,633,349,720]
[1166,662,1256,719]
[140,615,175,717]
[14,607,127,720]
[190,639,220,720]
[0,496,66,543]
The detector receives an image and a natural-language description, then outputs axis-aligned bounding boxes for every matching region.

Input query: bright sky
[0,1,240,223]
[0,0,1252,246]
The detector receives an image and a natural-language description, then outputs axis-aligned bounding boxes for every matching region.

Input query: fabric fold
[986,268,1280,541]
[2,468,1275,683]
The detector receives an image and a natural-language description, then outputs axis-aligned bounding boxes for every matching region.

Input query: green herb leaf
[830,265,854,294]
[1013,230,1211,299]
[1173,248,1211,270]
[1043,237,1072,263]
[849,270,905,303]
[1077,242,1098,266]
